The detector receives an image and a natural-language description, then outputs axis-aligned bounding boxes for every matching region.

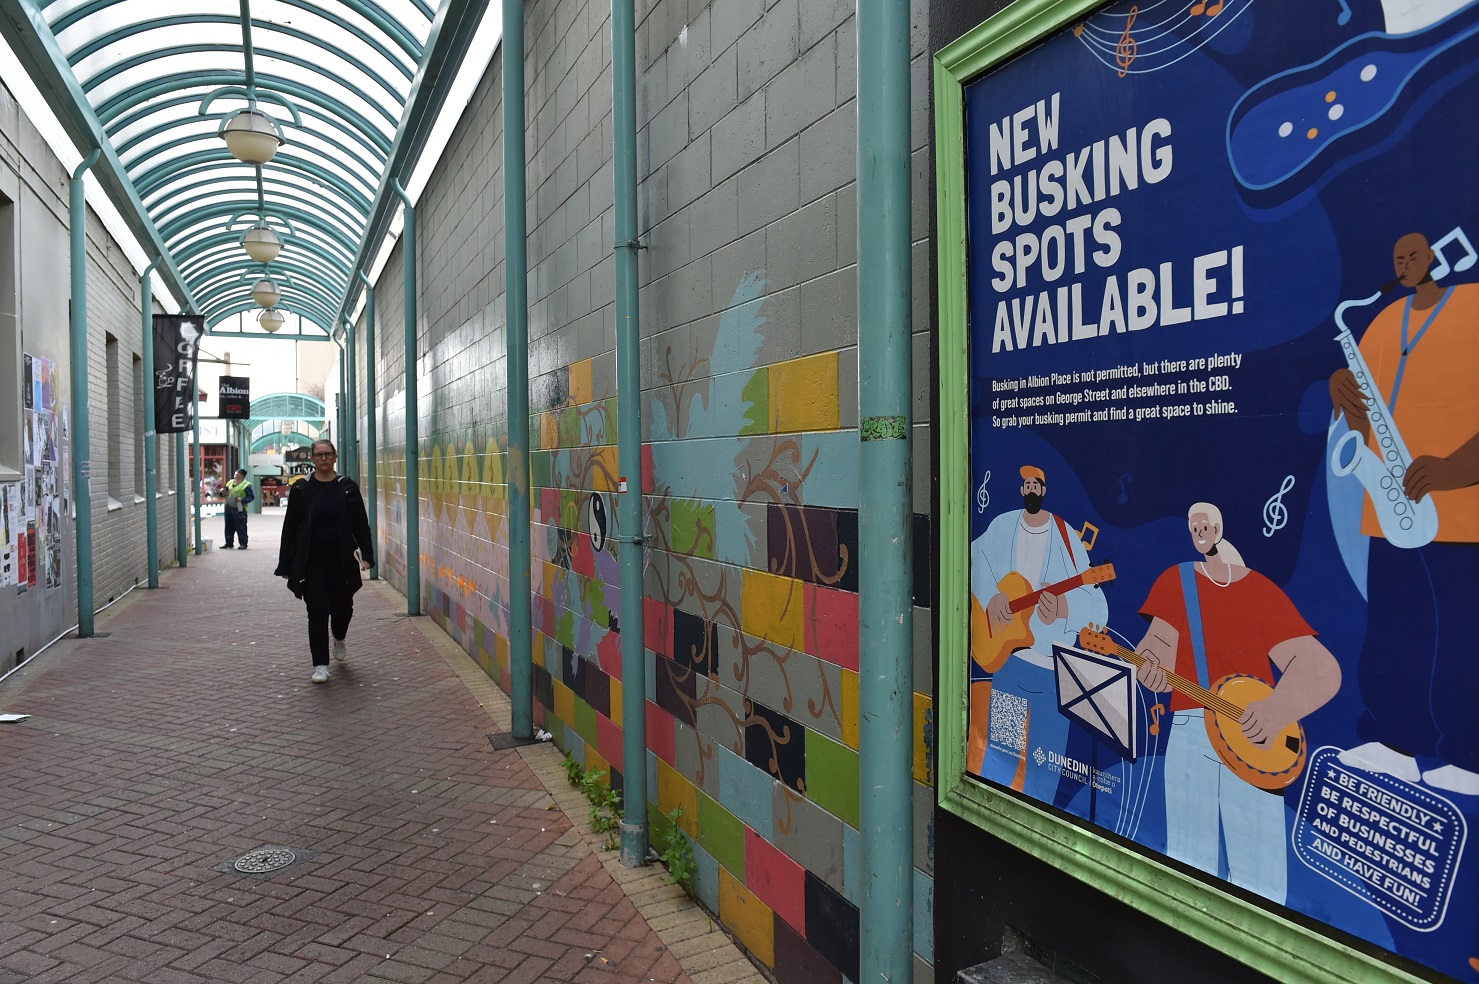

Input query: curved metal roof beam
[126,131,379,201]
[142,161,367,223]
[80,46,403,126]
[194,272,345,317]
[97,73,394,151]
[193,259,346,302]
[161,200,362,259]
[135,151,372,213]
[107,88,390,161]
[171,219,357,271]
[206,298,336,332]
[185,247,352,289]
[66,14,415,84]
[155,181,365,244]
[120,121,382,191]
[179,237,352,282]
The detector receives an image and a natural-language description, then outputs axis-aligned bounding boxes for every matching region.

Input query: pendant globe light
[252,277,282,309]
[241,224,282,263]
[219,109,285,165]
[258,308,286,333]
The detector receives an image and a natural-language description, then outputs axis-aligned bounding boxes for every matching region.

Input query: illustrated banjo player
[1132,504,1342,904]
[1330,231,1479,796]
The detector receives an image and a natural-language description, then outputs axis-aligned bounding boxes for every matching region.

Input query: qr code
[989,690,1030,753]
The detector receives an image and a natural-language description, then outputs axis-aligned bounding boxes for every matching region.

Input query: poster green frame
[932,5,1429,983]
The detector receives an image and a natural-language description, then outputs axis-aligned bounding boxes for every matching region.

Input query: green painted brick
[530,450,552,489]
[695,788,745,877]
[574,697,598,749]
[806,733,860,828]
[739,368,769,436]
[670,499,717,559]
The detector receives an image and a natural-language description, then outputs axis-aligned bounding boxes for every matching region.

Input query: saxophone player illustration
[1329,230,1479,795]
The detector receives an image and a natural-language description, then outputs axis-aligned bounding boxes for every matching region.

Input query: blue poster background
[963,1,1479,978]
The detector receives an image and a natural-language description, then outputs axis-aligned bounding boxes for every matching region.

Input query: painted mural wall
[358,0,936,980]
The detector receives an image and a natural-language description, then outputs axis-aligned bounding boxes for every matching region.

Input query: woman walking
[275,439,375,683]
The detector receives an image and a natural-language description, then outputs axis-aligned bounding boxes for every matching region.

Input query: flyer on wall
[963,0,1477,977]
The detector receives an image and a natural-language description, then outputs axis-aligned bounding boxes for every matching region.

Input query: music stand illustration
[1053,642,1138,760]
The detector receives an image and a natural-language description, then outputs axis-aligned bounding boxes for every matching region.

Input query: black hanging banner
[152,314,204,434]
[219,376,251,420]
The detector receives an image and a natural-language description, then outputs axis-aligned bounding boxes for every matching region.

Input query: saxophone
[1330,290,1439,549]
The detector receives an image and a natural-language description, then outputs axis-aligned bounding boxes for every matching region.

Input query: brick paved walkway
[0,511,763,984]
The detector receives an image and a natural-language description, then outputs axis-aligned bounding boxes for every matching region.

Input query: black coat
[274,475,375,598]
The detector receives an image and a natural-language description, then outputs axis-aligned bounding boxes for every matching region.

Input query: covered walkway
[0,512,761,984]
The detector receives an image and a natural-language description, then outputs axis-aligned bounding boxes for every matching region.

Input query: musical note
[1190,0,1224,16]
[976,470,991,513]
[1074,21,1084,37]
[1429,226,1477,281]
[1263,474,1296,537]
[1115,6,1139,77]
[1149,703,1165,736]
[1116,471,1133,505]
[1334,0,1352,25]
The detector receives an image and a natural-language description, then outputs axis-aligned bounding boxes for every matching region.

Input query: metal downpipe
[857,0,915,980]
[176,420,187,567]
[358,272,379,579]
[345,318,358,484]
[140,257,163,587]
[612,0,648,867]
[69,149,101,635]
[392,180,420,616]
[504,0,534,739]
[193,381,203,555]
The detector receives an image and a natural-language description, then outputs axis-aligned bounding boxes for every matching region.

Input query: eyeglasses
[311,451,335,459]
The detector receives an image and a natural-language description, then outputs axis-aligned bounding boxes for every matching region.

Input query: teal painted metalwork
[613,0,648,869]
[392,179,420,617]
[857,1,915,982]
[503,0,533,739]
[141,256,164,589]
[70,149,101,636]
[193,373,203,556]
[358,272,379,580]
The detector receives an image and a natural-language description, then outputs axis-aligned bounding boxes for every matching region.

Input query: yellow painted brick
[585,747,609,783]
[610,678,623,728]
[769,352,840,433]
[540,410,559,449]
[657,760,699,836]
[842,669,859,750]
[718,867,774,967]
[741,569,804,652]
[569,359,593,406]
[553,680,575,727]
[913,691,932,784]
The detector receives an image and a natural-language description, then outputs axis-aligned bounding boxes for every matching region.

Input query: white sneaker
[1422,764,1479,796]
[1339,742,1421,782]
[311,665,329,684]
[332,638,348,663]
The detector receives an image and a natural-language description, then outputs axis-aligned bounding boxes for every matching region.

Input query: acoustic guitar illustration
[972,564,1116,674]
[1077,626,1307,790]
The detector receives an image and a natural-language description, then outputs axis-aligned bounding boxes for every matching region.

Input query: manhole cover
[233,848,297,873]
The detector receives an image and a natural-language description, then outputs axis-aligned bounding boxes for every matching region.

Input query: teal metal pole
[140,257,163,587]
[176,427,187,567]
[358,272,379,579]
[857,0,914,980]
[193,382,203,555]
[392,180,420,615]
[345,318,358,484]
[69,149,101,636]
[504,0,532,738]
[612,0,648,867]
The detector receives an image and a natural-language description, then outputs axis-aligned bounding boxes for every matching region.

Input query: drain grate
[234,848,296,873]
[217,845,318,879]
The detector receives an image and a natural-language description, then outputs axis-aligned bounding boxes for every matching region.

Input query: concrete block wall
[0,75,181,667]
[365,1,935,980]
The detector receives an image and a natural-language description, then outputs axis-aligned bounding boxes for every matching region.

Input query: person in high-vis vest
[222,468,254,549]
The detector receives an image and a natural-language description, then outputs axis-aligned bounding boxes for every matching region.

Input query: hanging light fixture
[241,224,281,263]
[219,109,284,165]
[252,277,281,308]
[258,308,286,333]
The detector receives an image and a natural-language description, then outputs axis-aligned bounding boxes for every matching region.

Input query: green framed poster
[935,1,1479,981]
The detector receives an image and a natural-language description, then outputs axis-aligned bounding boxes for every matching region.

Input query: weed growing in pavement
[563,752,624,851]
[652,807,696,896]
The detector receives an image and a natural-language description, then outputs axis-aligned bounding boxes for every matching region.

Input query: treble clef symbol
[976,471,991,512]
[1263,474,1296,537]
[1116,6,1139,77]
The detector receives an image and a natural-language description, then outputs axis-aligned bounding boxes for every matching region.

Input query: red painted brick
[743,827,806,935]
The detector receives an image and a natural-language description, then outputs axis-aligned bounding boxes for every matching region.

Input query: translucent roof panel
[30,0,441,332]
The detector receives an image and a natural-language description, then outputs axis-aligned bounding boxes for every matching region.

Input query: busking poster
[962,0,1478,977]
[152,314,204,433]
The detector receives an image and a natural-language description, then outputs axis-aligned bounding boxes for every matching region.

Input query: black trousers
[224,508,247,547]
[302,548,354,666]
